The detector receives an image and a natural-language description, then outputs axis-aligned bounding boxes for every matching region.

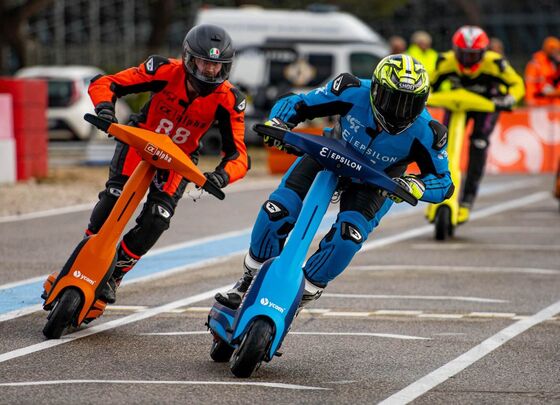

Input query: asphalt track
[0,174,559,404]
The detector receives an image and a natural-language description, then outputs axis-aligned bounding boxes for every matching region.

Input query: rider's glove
[204,170,229,189]
[492,94,516,111]
[381,175,425,203]
[95,102,118,123]
[262,118,303,156]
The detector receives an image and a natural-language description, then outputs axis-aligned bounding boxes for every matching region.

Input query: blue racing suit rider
[216,54,454,309]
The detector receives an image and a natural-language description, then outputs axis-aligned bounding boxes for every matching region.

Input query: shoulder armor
[493,57,508,73]
[229,86,247,113]
[330,73,361,96]
[429,120,448,150]
[144,55,170,75]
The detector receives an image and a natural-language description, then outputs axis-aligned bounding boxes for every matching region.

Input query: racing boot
[296,278,324,315]
[457,202,472,225]
[215,253,262,309]
[99,243,140,304]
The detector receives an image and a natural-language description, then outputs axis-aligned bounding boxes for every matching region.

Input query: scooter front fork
[42,271,107,323]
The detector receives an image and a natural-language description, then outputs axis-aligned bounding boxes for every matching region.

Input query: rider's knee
[249,187,302,261]
[304,211,370,285]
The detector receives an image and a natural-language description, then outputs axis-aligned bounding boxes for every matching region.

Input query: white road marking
[0,305,42,323]
[418,313,463,319]
[360,192,549,253]
[467,312,517,318]
[0,284,231,364]
[140,331,430,340]
[323,311,372,317]
[0,179,278,224]
[374,310,423,316]
[0,276,49,291]
[351,265,560,275]
[412,243,560,251]
[378,298,560,405]
[467,226,559,234]
[0,379,329,390]
[322,293,507,303]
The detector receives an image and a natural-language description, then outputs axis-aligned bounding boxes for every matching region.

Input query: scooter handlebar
[84,113,112,133]
[83,114,225,201]
[252,123,418,206]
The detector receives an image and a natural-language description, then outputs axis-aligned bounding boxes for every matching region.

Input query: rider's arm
[213,86,249,185]
[492,54,525,102]
[268,73,360,125]
[412,117,454,203]
[88,55,173,108]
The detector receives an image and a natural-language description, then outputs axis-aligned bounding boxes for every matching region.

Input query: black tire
[210,333,235,363]
[230,319,274,378]
[435,205,452,241]
[42,288,82,339]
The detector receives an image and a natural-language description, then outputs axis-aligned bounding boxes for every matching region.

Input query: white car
[15,66,131,140]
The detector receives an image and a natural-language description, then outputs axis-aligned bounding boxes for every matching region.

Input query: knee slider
[263,188,302,237]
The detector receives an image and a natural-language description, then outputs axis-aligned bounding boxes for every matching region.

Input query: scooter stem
[95,161,155,252]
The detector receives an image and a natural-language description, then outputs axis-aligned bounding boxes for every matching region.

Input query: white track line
[0,284,230,364]
[139,331,430,340]
[0,179,278,224]
[322,293,507,303]
[351,265,560,275]
[0,379,329,391]
[378,298,560,405]
[360,191,549,252]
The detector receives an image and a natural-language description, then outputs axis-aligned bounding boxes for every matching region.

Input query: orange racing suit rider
[87,24,248,303]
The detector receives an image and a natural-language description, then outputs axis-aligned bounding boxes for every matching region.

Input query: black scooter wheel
[42,288,82,339]
[230,319,273,378]
[434,205,453,241]
[210,332,235,363]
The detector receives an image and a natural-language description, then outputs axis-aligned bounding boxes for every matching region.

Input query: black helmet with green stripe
[371,54,430,134]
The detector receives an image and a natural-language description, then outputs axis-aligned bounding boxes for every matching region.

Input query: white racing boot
[214,254,262,309]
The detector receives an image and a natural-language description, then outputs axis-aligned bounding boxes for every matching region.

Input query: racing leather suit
[250,73,454,287]
[430,50,524,205]
[87,55,248,257]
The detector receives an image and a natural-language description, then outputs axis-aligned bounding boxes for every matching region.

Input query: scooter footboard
[232,258,304,358]
[208,303,237,343]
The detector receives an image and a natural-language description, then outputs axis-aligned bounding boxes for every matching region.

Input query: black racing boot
[99,244,140,304]
[215,253,262,309]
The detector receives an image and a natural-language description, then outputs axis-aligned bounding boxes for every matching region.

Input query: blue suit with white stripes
[249,73,453,286]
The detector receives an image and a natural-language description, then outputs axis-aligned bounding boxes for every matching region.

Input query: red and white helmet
[452,26,489,69]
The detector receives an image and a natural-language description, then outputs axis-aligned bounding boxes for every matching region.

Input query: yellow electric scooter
[425,88,495,240]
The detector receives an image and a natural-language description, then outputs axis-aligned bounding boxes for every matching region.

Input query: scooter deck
[208,303,237,346]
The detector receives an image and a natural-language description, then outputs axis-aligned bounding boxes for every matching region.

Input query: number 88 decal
[155,118,191,144]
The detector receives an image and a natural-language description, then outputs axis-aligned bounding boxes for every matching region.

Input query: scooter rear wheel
[435,205,453,241]
[230,318,273,378]
[210,332,235,363]
[42,288,82,339]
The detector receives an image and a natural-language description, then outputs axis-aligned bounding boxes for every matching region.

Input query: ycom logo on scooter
[260,297,284,313]
[73,270,96,286]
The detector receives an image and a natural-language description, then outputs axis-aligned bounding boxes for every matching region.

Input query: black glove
[204,170,229,189]
[491,95,516,111]
[95,102,118,123]
[263,118,303,156]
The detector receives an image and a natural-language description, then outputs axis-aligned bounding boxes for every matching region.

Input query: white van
[196,7,389,87]
[195,7,389,148]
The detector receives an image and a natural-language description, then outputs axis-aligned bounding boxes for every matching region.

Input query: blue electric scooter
[207,124,418,378]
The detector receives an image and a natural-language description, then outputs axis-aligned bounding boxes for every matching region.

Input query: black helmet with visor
[183,24,234,96]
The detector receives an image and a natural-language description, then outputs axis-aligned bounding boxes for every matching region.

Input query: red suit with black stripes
[86,55,248,274]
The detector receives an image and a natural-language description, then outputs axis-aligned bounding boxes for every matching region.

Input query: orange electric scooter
[41,114,224,339]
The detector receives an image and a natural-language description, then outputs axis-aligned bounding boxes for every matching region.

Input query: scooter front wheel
[42,288,82,339]
[210,332,235,363]
[230,318,273,378]
[434,205,453,241]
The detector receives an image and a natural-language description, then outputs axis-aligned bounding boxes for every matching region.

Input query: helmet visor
[455,47,485,67]
[371,81,428,133]
[184,54,232,85]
